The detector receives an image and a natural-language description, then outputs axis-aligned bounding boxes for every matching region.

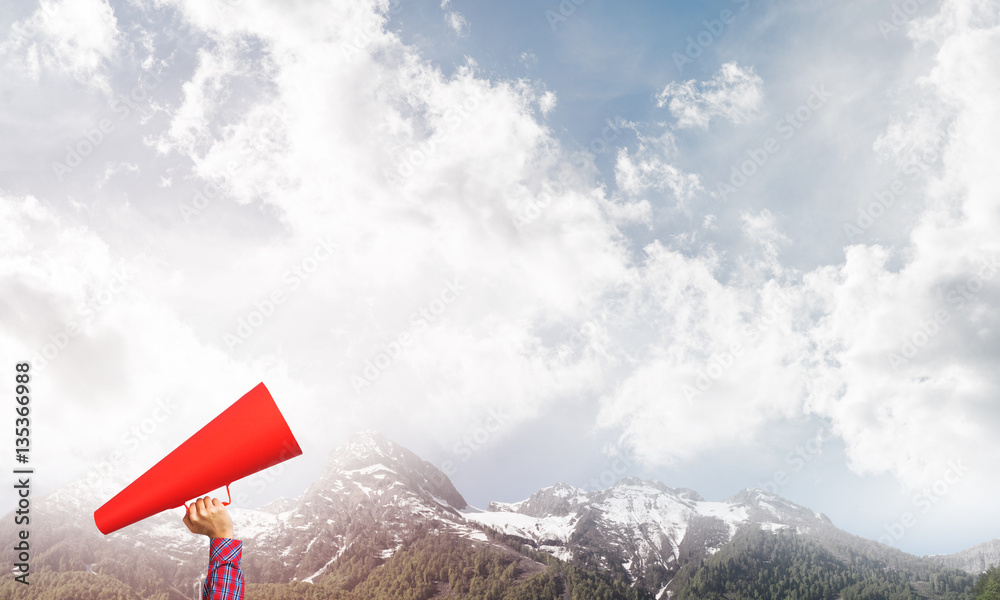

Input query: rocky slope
[932,538,1000,574]
[1,430,990,600]
[465,477,837,593]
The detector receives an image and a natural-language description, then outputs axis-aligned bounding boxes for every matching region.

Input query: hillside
[0,431,987,600]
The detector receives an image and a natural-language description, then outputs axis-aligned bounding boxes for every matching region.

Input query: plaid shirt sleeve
[203,538,244,600]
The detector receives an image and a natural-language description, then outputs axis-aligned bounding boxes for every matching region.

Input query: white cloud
[0,194,326,502]
[740,209,789,269]
[91,0,632,473]
[1,0,120,92]
[799,0,1000,489]
[2,0,1000,527]
[538,90,557,116]
[600,0,1000,495]
[445,11,470,36]
[657,62,764,129]
[596,242,807,465]
[614,129,702,205]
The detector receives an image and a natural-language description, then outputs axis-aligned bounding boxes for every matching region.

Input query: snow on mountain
[487,482,591,517]
[217,429,487,581]
[463,476,836,586]
[0,429,893,594]
[2,430,489,586]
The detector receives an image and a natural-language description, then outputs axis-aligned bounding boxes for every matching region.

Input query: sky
[0,0,998,557]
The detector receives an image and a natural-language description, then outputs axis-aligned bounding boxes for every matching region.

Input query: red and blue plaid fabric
[203,538,244,600]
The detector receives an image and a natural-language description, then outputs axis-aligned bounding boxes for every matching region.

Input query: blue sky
[388,0,939,272]
[378,0,982,554]
[1,0,998,558]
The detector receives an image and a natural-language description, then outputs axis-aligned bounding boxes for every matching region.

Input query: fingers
[185,497,213,523]
[182,501,195,533]
[191,497,225,520]
[191,496,212,516]
[182,496,233,538]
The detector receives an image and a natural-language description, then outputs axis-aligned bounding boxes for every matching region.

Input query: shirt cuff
[209,538,243,564]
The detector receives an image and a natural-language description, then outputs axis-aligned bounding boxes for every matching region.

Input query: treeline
[0,534,195,600]
[676,527,975,600]
[242,522,654,600]
[4,523,993,600]
[0,571,153,600]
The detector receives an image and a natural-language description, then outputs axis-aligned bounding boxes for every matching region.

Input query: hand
[183,496,235,539]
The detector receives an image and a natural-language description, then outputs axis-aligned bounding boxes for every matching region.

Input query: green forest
[2,524,998,600]
[675,528,976,600]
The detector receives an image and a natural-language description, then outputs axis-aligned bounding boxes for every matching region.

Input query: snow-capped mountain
[230,429,487,582]
[463,477,836,590]
[1,430,494,591]
[3,429,983,600]
[129,430,491,583]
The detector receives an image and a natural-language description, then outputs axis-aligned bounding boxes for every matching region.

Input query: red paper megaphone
[94,382,302,535]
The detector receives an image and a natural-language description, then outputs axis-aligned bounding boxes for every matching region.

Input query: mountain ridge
[0,429,992,600]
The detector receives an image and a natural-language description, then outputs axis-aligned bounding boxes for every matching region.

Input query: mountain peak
[487,481,592,517]
[726,487,808,508]
[547,482,585,496]
[604,477,705,501]
[345,428,396,454]
[323,429,409,472]
[349,428,390,442]
[316,431,468,510]
[726,487,834,528]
